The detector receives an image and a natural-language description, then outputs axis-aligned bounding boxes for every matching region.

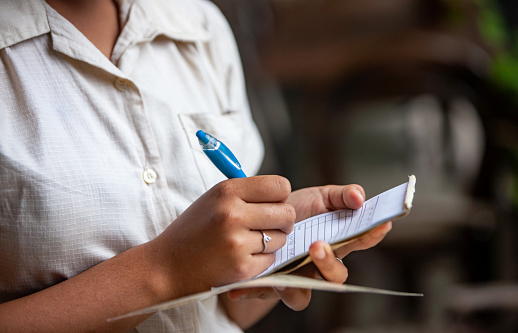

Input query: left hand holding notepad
[226,184,391,311]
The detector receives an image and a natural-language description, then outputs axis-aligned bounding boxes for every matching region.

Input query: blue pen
[196,130,246,179]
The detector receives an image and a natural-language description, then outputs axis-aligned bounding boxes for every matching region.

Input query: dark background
[212,1,518,332]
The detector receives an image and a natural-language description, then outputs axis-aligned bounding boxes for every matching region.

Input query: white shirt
[0,0,264,331]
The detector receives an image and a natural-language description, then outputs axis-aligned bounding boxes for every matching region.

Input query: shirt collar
[0,0,50,49]
[0,0,210,51]
[130,0,211,43]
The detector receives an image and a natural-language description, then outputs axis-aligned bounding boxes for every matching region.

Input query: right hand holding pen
[148,175,295,300]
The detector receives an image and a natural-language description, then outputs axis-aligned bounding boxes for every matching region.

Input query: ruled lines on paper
[269,196,380,272]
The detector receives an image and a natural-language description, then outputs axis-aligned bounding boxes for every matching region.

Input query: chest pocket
[178,41,263,190]
[179,110,249,190]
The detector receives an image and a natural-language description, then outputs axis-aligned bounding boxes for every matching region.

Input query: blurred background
[211,0,518,332]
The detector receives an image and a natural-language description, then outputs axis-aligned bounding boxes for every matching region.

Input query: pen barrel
[203,147,246,178]
[196,130,246,179]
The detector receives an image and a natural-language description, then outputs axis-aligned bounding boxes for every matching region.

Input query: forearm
[0,241,172,333]
[219,293,279,330]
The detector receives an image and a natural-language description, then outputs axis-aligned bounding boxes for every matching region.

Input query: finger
[322,184,365,210]
[244,202,296,234]
[341,184,365,210]
[309,241,348,283]
[215,175,292,203]
[276,287,311,311]
[334,221,392,258]
[227,286,311,311]
[250,229,287,254]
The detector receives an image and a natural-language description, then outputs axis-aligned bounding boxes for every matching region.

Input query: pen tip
[196,130,210,144]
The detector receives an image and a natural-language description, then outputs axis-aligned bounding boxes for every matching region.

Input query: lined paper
[259,181,411,276]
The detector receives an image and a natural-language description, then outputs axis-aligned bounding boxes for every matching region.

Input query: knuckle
[212,180,234,198]
[211,207,232,225]
[212,203,243,227]
[281,204,296,233]
[273,176,292,196]
[285,204,296,221]
[225,232,244,251]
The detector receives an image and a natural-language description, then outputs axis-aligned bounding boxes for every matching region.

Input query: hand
[226,184,392,310]
[148,175,296,300]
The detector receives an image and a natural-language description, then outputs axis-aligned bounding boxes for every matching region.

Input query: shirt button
[114,78,129,91]
[142,168,157,184]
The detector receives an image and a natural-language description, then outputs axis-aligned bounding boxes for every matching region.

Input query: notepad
[109,176,419,321]
[261,174,416,276]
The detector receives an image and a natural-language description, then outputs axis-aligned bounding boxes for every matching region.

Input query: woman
[0,0,391,331]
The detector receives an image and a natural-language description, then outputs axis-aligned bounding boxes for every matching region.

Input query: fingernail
[315,247,326,260]
[355,189,365,200]
[275,286,286,292]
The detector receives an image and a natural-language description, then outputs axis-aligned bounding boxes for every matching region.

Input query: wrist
[136,239,180,304]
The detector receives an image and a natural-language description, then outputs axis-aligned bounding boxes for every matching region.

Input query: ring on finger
[336,257,343,265]
[261,231,272,253]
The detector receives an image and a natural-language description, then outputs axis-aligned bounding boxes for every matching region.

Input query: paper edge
[405,175,416,211]
[108,275,423,322]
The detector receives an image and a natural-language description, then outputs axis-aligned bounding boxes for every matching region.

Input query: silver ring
[261,231,272,253]
[336,257,343,265]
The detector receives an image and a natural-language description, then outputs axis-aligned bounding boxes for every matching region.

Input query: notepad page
[259,182,409,276]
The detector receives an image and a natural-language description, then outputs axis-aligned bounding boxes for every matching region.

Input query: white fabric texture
[0,0,264,331]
